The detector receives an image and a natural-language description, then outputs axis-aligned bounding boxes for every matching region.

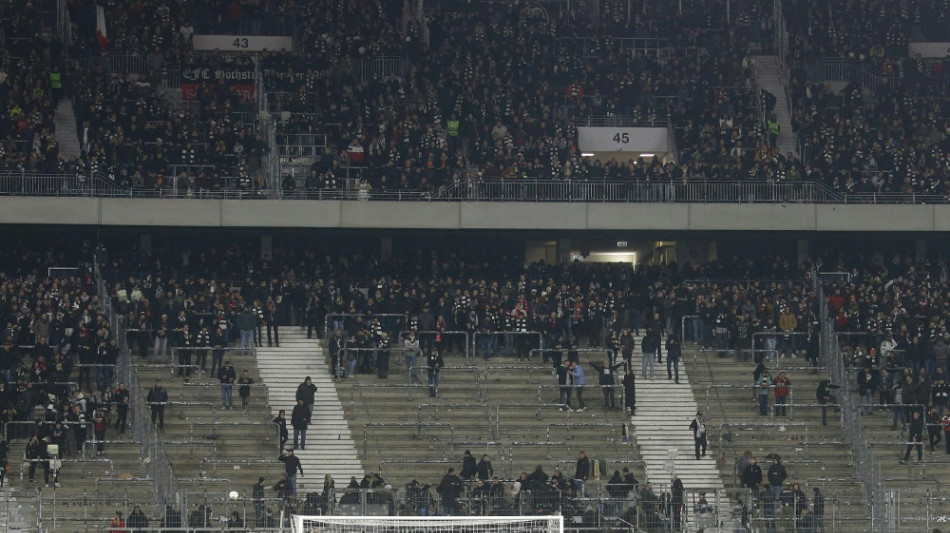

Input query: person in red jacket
[109,511,125,533]
[773,371,791,416]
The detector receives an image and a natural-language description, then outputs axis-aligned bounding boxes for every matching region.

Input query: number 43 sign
[193,35,293,52]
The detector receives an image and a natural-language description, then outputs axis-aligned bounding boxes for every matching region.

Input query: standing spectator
[460,450,477,481]
[623,369,636,414]
[812,487,825,531]
[757,371,771,416]
[219,361,237,409]
[273,473,292,502]
[146,380,168,430]
[93,409,107,457]
[161,504,182,529]
[402,330,419,381]
[279,448,304,498]
[427,349,444,398]
[291,399,308,450]
[236,307,255,351]
[857,366,877,415]
[253,476,266,527]
[127,505,148,532]
[767,457,787,499]
[816,380,836,426]
[902,410,924,464]
[265,297,280,347]
[573,450,591,497]
[273,409,288,450]
[238,370,254,411]
[153,315,169,359]
[67,404,88,455]
[590,360,622,408]
[694,491,713,533]
[571,361,586,411]
[210,327,226,377]
[176,324,193,378]
[329,329,345,379]
[773,371,791,416]
[476,455,493,481]
[742,456,763,492]
[670,475,685,529]
[194,327,210,374]
[606,470,626,517]
[689,411,707,460]
[928,406,943,452]
[641,330,657,378]
[556,359,572,411]
[760,487,777,533]
[436,468,462,516]
[666,336,681,383]
[113,383,129,434]
[295,377,317,423]
[109,511,125,533]
[617,329,634,369]
[376,332,391,378]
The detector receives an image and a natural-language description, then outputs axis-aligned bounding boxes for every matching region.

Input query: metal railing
[98,260,180,510]
[817,274,880,529]
[3,171,949,205]
[803,57,896,91]
[358,56,410,83]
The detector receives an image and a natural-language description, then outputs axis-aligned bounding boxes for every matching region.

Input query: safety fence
[2,170,949,204]
[816,273,880,529]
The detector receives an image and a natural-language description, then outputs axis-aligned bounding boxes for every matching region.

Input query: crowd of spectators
[0,2,63,174]
[779,0,950,196]
[0,0,941,203]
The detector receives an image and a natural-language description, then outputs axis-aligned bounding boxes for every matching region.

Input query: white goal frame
[292,515,564,533]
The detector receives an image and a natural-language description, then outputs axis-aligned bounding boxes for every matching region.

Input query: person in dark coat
[666,336,681,383]
[812,487,825,530]
[295,377,317,423]
[902,410,924,463]
[291,399,309,450]
[590,360,623,408]
[742,456,763,492]
[127,505,149,533]
[460,450,477,480]
[622,369,636,414]
[437,468,463,516]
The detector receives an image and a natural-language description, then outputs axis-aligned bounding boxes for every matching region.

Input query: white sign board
[908,42,950,58]
[577,127,669,153]
[193,35,293,52]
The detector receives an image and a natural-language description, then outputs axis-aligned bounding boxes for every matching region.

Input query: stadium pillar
[556,238,573,263]
[381,237,393,262]
[915,238,927,262]
[797,239,809,268]
[261,235,272,260]
[140,234,151,255]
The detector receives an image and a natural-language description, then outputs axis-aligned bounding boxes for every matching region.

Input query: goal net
[292,515,563,533]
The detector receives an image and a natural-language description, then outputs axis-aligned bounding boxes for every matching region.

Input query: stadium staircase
[686,344,873,531]
[752,55,797,156]
[256,329,363,488]
[53,99,82,160]
[626,342,736,530]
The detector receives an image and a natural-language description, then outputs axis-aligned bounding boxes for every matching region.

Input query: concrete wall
[1,197,949,232]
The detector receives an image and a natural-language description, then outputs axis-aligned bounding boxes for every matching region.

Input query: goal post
[292,515,564,533]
